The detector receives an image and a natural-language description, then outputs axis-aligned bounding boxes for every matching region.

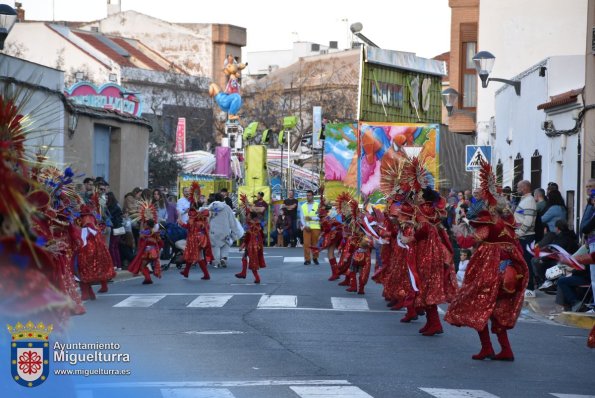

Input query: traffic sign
[465,145,492,171]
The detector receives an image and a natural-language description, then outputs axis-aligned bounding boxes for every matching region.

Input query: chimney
[15,2,24,22]
[107,0,121,16]
[329,41,338,49]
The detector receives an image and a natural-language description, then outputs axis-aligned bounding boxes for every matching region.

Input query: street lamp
[472,51,521,96]
[0,4,17,51]
[441,88,459,116]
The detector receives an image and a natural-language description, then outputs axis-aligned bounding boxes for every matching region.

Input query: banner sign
[65,82,142,117]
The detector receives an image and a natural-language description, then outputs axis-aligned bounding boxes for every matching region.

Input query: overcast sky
[10,0,451,58]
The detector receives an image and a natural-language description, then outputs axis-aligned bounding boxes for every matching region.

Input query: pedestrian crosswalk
[75,383,595,398]
[102,294,559,323]
[106,293,384,312]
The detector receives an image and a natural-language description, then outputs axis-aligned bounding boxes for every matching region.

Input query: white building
[476,0,588,145]
[494,55,584,227]
[246,41,343,79]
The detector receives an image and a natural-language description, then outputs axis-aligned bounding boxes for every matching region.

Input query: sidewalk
[524,289,595,329]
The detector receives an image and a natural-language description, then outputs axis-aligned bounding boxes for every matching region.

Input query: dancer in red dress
[179,182,213,280]
[77,195,116,300]
[445,159,528,360]
[128,199,163,284]
[398,157,457,336]
[311,186,343,281]
[235,194,265,283]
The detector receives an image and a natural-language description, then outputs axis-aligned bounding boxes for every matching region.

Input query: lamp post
[441,88,459,116]
[0,4,17,51]
[472,51,521,96]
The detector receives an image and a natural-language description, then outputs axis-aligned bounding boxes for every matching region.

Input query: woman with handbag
[107,192,124,271]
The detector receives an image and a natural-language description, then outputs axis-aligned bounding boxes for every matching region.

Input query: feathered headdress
[130,198,158,225]
[379,159,405,199]
[335,191,355,218]
[189,181,202,207]
[479,158,498,207]
[239,193,251,218]
[399,156,431,195]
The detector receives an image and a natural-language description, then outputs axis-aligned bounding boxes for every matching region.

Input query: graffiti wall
[324,122,439,202]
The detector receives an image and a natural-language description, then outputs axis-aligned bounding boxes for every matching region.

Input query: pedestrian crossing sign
[465,145,492,171]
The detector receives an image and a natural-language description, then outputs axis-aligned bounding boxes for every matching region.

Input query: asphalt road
[40,247,595,398]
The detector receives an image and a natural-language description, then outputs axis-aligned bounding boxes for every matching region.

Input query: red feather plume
[479,158,498,207]
[189,181,201,207]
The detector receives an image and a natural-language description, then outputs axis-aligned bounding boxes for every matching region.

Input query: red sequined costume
[445,159,528,361]
[311,186,343,281]
[412,197,457,337]
[179,208,213,280]
[128,225,164,284]
[380,202,422,322]
[77,204,116,299]
[179,182,213,280]
[235,194,266,283]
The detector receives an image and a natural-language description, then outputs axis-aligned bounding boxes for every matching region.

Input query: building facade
[494,56,585,228]
[476,0,588,146]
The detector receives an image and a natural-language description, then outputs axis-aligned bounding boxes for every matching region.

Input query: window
[530,150,542,191]
[459,23,478,110]
[496,159,503,187]
[513,153,524,189]
[566,191,575,231]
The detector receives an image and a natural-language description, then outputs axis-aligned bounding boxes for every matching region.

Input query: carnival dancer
[179,182,213,280]
[77,194,116,300]
[343,199,376,295]
[445,159,528,360]
[398,157,457,336]
[235,194,265,283]
[128,199,163,284]
[35,165,86,315]
[311,186,343,280]
[335,192,359,287]
[383,201,422,322]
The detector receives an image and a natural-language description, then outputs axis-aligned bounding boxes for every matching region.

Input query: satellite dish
[350,22,363,34]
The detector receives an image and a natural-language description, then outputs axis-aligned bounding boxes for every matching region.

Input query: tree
[148,143,184,189]
[242,53,359,151]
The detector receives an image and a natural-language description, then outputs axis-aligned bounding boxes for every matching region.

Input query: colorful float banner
[323,122,358,200]
[358,122,439,202]
[65,82,142,117]
[324,122,439,203]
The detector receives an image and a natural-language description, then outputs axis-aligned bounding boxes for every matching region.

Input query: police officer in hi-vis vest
[300,190,321,265]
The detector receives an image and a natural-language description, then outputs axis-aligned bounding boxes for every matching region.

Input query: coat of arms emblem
[7,321,53,387]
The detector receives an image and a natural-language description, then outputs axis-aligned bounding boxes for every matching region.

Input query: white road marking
[420,388,500,398]
[437,307,445,315]
[284,256,306,263]
[113,295,166,308]
[184,330,244,335]
[550,395,595,398]
[161,388,235,398]
[102,293,265,296]
[257,295,298,308]
[331,297,369,311]
[290,385,373,398]
[77,379,351,388]
[187,295,233,308]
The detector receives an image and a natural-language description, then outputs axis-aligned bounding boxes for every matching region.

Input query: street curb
[523,296,595,329]
[555,312,595,330]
